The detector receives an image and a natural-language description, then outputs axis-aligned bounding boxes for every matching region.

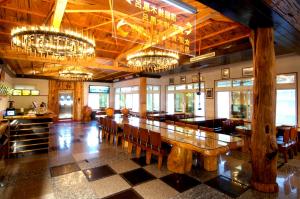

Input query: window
[167,93,174,113]
[89,86,109,93]
[114,86,139,112]
[215,73,297,122]
[167,82,205,115]
[88,93,109,110]
[276,89,296,126]
[147,85,160,111]
[231,91,252,119]
[216,80,231,88]
[277,74,295,84]
[217,91,230,118]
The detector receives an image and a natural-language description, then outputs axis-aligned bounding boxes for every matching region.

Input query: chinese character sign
[112,0,196,56]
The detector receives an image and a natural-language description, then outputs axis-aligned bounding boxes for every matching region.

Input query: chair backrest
[149,131,161,151]
[290,128,298,141]
[123,124,132,138]
[132,126,139,141]
[99,117,104,125]
[106,118,112,130]
[139,128,149,146]
[283,129,290,143]
[111,121,118,134]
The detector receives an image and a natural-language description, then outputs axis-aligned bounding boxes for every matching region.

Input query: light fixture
[59,67,93,81]
[161,0,197,14]
[190,52,215,63]
[127,49,179,72]
[11,26,95,60]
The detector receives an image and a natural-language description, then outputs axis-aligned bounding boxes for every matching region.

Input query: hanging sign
[112,0,196,56]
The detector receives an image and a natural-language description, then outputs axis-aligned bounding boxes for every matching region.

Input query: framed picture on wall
[205,88,213,99]
[169,78,174,85]
[222,68,230,79]
[180,76,186,84]
[192,75,199,83]
[242,67,253,77]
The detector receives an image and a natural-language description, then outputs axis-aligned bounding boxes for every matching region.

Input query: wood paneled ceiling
[0,0,251,81]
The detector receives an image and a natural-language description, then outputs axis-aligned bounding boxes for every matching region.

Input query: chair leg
[284,150,288,163]
[105,132,109,141]
[146,151,152,165]
[136,146,141,158]
[109,134,114,144]
[288,149,293,159]
[115,136,119,146]
[128,142,133,154]
[158,155,163,170]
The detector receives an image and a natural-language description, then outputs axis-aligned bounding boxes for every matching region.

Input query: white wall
[10,78,49,109]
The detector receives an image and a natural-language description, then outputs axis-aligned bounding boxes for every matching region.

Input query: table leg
[203,156,218,171]
[167,145,193,174]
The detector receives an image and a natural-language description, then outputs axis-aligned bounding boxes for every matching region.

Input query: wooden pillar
[74,81,83,121]
[250,28,278,193]
[139,77,147,118]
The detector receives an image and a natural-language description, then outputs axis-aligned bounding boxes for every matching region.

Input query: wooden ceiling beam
[95,48,120,54]
[201,33,250,50]
[193,24,239,43]
[0,47,135,72]
[0,5,46,17]
[51,0,68,29]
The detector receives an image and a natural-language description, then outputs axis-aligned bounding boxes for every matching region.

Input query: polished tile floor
[0,121,299,199]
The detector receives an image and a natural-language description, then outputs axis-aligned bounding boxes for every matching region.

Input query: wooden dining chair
[102,118,108,139]
[128,126,139,154]
[148,131,165,169]
[122,124,132,149]
[99,117,104,138]
[136,128,149,158]
[109,121,121,145]
[105,119,113,143]
[277,128,293,163]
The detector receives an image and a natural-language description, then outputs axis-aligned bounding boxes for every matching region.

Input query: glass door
[59,91,73,119]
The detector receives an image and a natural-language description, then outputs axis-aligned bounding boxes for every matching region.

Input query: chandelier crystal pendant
[127,49,179,72]
[11,26,95,60]
[59,67,93,81]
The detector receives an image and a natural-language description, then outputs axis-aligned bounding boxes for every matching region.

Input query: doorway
[58,91,73,119]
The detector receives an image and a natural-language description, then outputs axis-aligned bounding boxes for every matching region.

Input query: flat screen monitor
[6,110,16,116]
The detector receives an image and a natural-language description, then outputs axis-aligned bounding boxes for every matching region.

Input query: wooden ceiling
[0,0,251,81]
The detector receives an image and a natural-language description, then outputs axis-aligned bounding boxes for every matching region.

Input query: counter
[6,113,54,156]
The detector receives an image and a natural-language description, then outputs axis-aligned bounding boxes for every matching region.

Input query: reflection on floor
[0,121,299,199]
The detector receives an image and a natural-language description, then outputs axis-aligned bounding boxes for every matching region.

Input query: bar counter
[4,113,56,120]
[5,113,55,156]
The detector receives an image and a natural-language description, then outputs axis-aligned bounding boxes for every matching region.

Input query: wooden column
[139,77,147,118]
[250,28,278,193]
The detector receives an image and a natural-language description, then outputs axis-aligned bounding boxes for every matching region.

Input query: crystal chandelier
[59,67,93,81]
[127,49,179,72]
[11,26,95,60]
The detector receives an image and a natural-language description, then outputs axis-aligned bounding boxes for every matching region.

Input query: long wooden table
[100,115,243,172]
